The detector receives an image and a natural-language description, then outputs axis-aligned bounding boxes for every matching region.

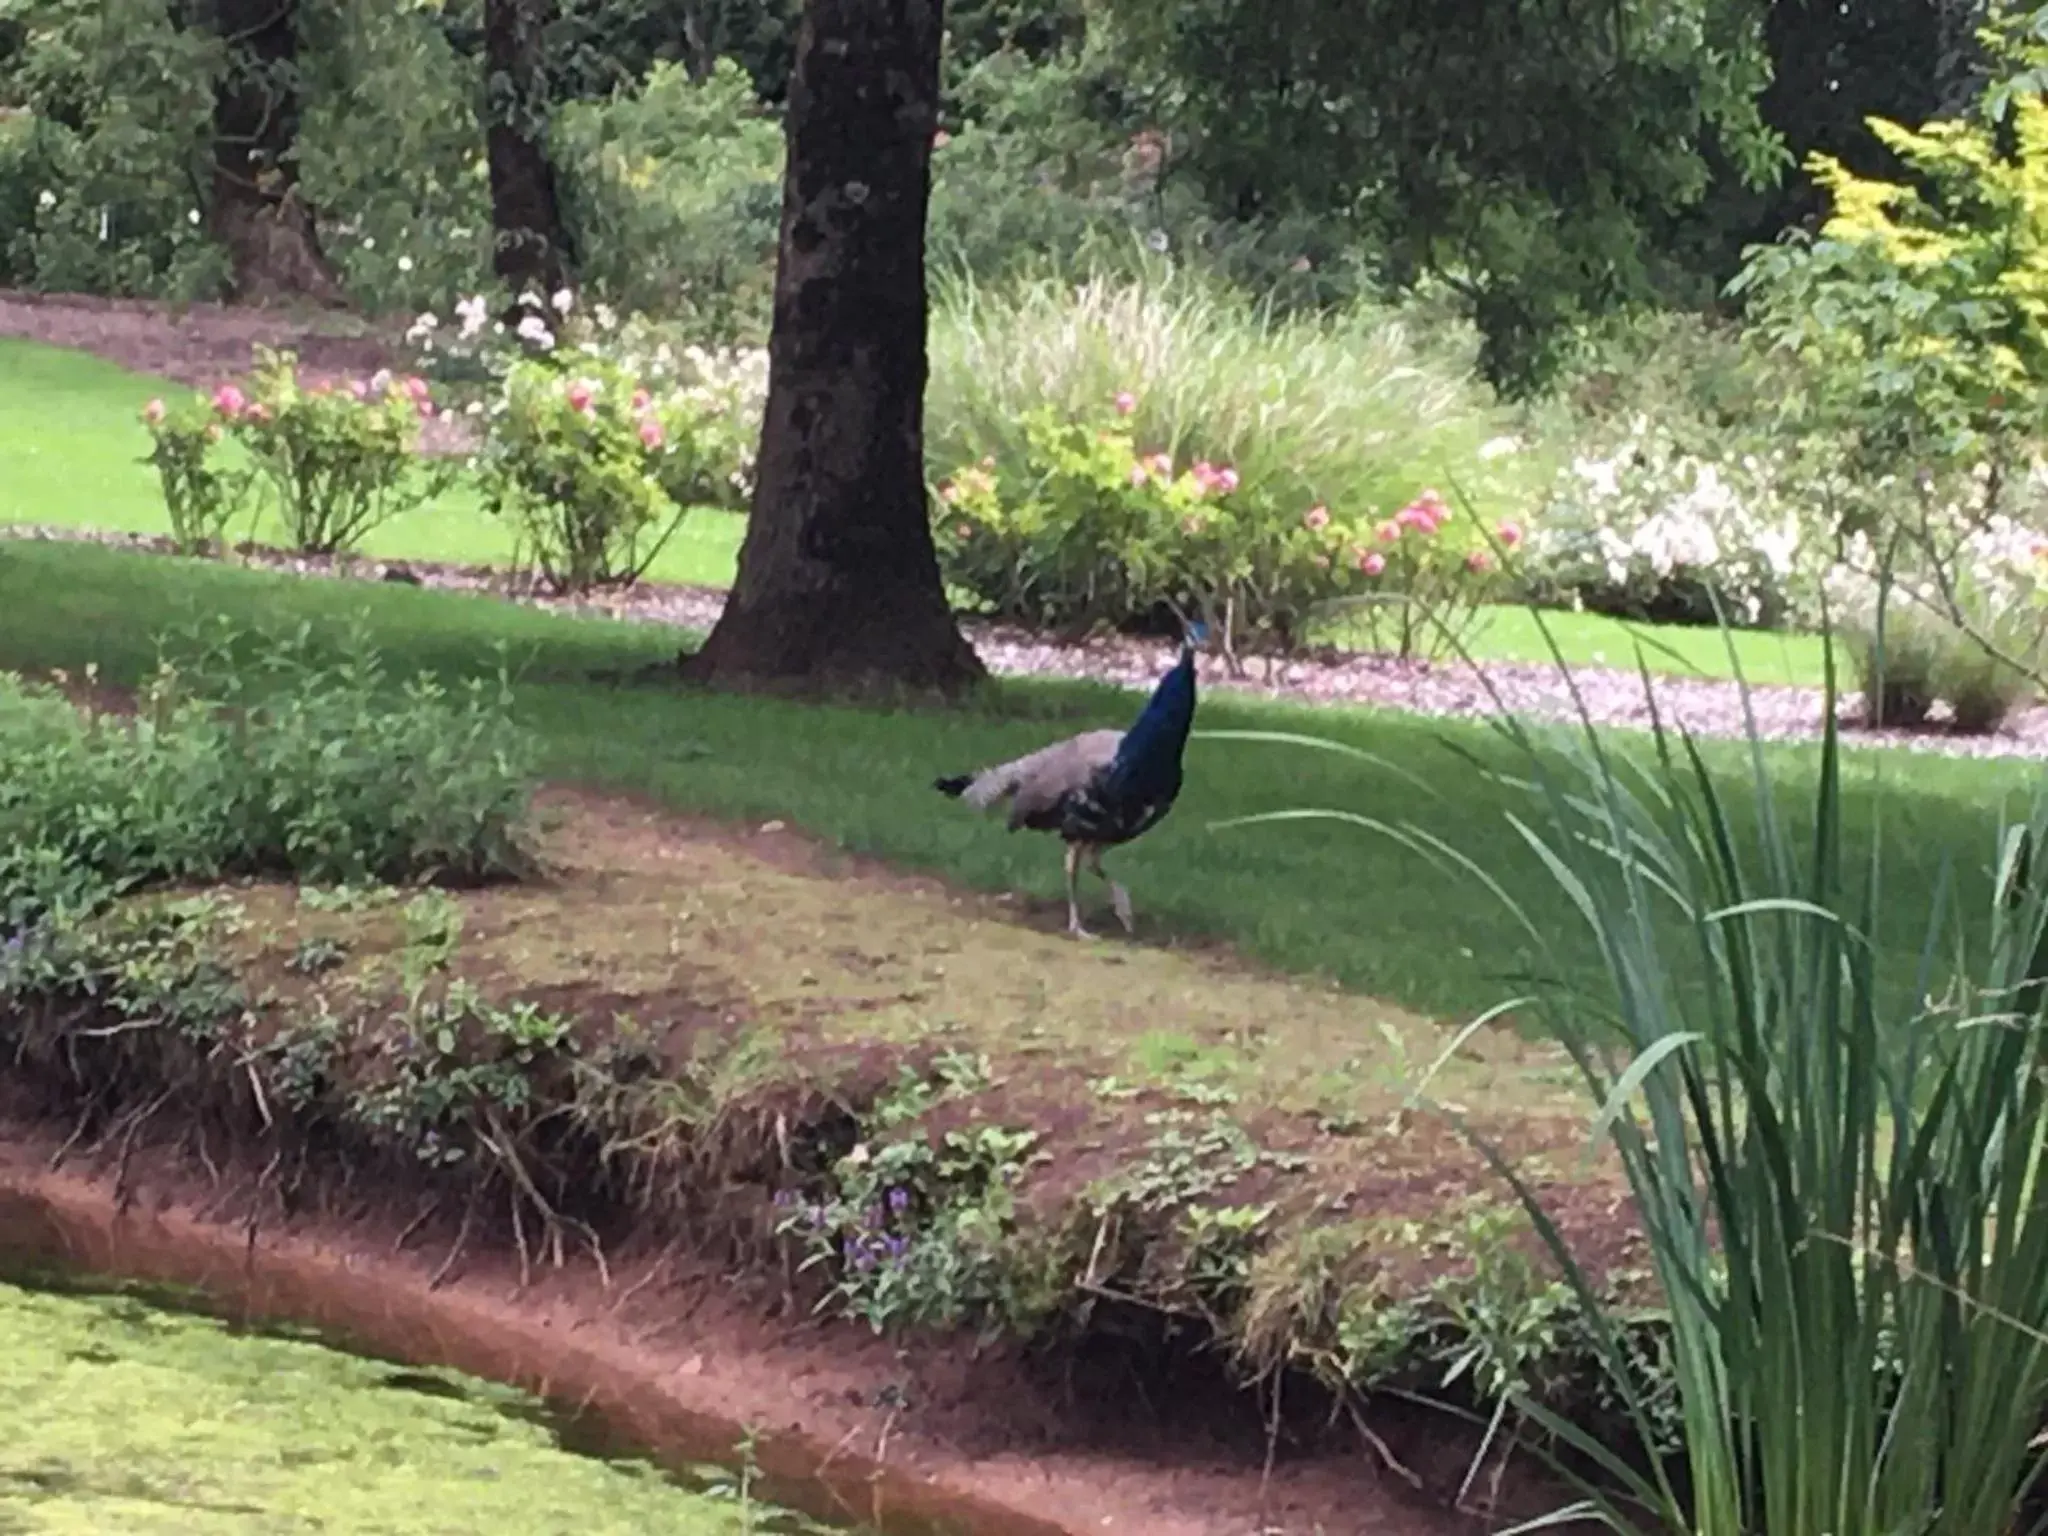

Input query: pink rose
[1396,504,1439,535]
[1216,466,1239,494]
[212,384,246,417]
[955,522,973,540]
[567,380,595,413]
[1377,519,1401,543]
[1129,463,1149,487]
[403,375,431,402]
[1466,550,1494,573]
[933,129,952,148]
[1145,452,1173,478]
[631,389,651,411]
[142,399,165,426]
[1360,550,1386,577]
[1113,391,1138,416]
[638,416,664,449]
[1496,519,1524,548]
[1303,505,1330,532]
[245,402,272,424]
[350,379,371,401]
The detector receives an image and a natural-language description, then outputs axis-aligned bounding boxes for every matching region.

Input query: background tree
[482,0,573,301]
[203,0,341,303]
[680,0,983,694]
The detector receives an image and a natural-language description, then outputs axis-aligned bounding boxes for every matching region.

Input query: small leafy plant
[139,395,259,555]
[225,347,453,554]
[472,355,707,593]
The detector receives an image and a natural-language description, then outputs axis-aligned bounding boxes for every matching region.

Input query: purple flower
[886,1187,910,1214]
[773,1189,796,1209]
[883,1234,909,1262]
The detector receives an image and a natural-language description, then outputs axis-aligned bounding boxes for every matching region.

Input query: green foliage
[0,622,538,937]
[1096,0,1785,393]
[926,272,1535,653]
[138,392,258,555]
[552,59,783,340]
[0,0,224,297]
[467,323,761,592]
[1431,636,2048,1533]
[294,1,495,316]
[228,348,454,555]
[475,356,693,593]
[778,1059,1055,1337]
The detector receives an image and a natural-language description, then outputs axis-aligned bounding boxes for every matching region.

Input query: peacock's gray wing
[1006,729,1123,831]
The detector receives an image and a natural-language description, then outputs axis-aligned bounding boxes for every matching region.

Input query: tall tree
[681,0,983,694]
[483,0,574,300]
[206,0,342,303]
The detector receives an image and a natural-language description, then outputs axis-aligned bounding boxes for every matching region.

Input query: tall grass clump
[928,270,1536,519]
[924,270,1546,651]
[1451,640,2048,1531]
[1224,618,2048,1529]
[0,620,538,934]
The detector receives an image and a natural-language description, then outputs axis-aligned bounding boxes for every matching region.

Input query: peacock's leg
[1085,846,1134,932]
[1063,843,1095,939]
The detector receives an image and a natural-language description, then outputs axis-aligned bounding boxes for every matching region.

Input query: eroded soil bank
[0,784,1608,1534]
[0,1151,1497,1536]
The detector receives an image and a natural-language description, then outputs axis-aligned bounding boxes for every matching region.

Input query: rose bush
[473,354,753,593]
[141,348,449,556]
[408,287,765,522]
[933,395,1518,657]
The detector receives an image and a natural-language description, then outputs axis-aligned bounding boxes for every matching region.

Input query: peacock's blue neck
[1108,646,1196,796]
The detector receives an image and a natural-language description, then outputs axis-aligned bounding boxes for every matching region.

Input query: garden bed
[12,517,2048,762]
[0,766,1631,1532]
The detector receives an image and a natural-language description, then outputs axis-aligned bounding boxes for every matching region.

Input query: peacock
[934,625,1205,939]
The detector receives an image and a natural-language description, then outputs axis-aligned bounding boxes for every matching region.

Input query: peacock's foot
[1110,883,1134,932]
[1066,908,1097,941]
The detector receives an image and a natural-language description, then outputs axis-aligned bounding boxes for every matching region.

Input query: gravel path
[12,522,2048,763]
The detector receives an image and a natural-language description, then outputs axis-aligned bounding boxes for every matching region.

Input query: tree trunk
[206,0,343,305]
[680,0,983,696]
[483,0,573,303]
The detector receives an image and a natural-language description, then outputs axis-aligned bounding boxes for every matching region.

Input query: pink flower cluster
[1189,460,1239,497]
[564,377,666,449]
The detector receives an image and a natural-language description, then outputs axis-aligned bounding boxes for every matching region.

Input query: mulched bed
[13,520,2048,762]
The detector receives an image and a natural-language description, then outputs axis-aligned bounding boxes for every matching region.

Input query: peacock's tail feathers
[939,731,1124,815]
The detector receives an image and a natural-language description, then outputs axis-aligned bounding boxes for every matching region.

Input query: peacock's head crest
[1183,620,1209,653]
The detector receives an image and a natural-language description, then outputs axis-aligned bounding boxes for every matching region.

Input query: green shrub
[474,354,716,593]
[1471,650,2048,1534]
[1849,602,1945,729]
[0,625,538,937]
[925,272,1537,653]
[552,59,784,342]
[139,394,259,555]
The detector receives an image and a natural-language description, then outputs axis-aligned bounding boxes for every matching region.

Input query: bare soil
[0,781,1618,1535]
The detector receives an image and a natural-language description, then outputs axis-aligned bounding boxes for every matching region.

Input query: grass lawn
[0,536,2029,1029]
[1,336,1832,687]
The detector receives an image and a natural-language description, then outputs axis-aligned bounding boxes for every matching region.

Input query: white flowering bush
[1522,412,1823,629]
[1821,501,2048,730]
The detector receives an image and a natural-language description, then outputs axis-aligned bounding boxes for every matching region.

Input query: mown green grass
[0,335,1830,686]
[0,537,2024,1026]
